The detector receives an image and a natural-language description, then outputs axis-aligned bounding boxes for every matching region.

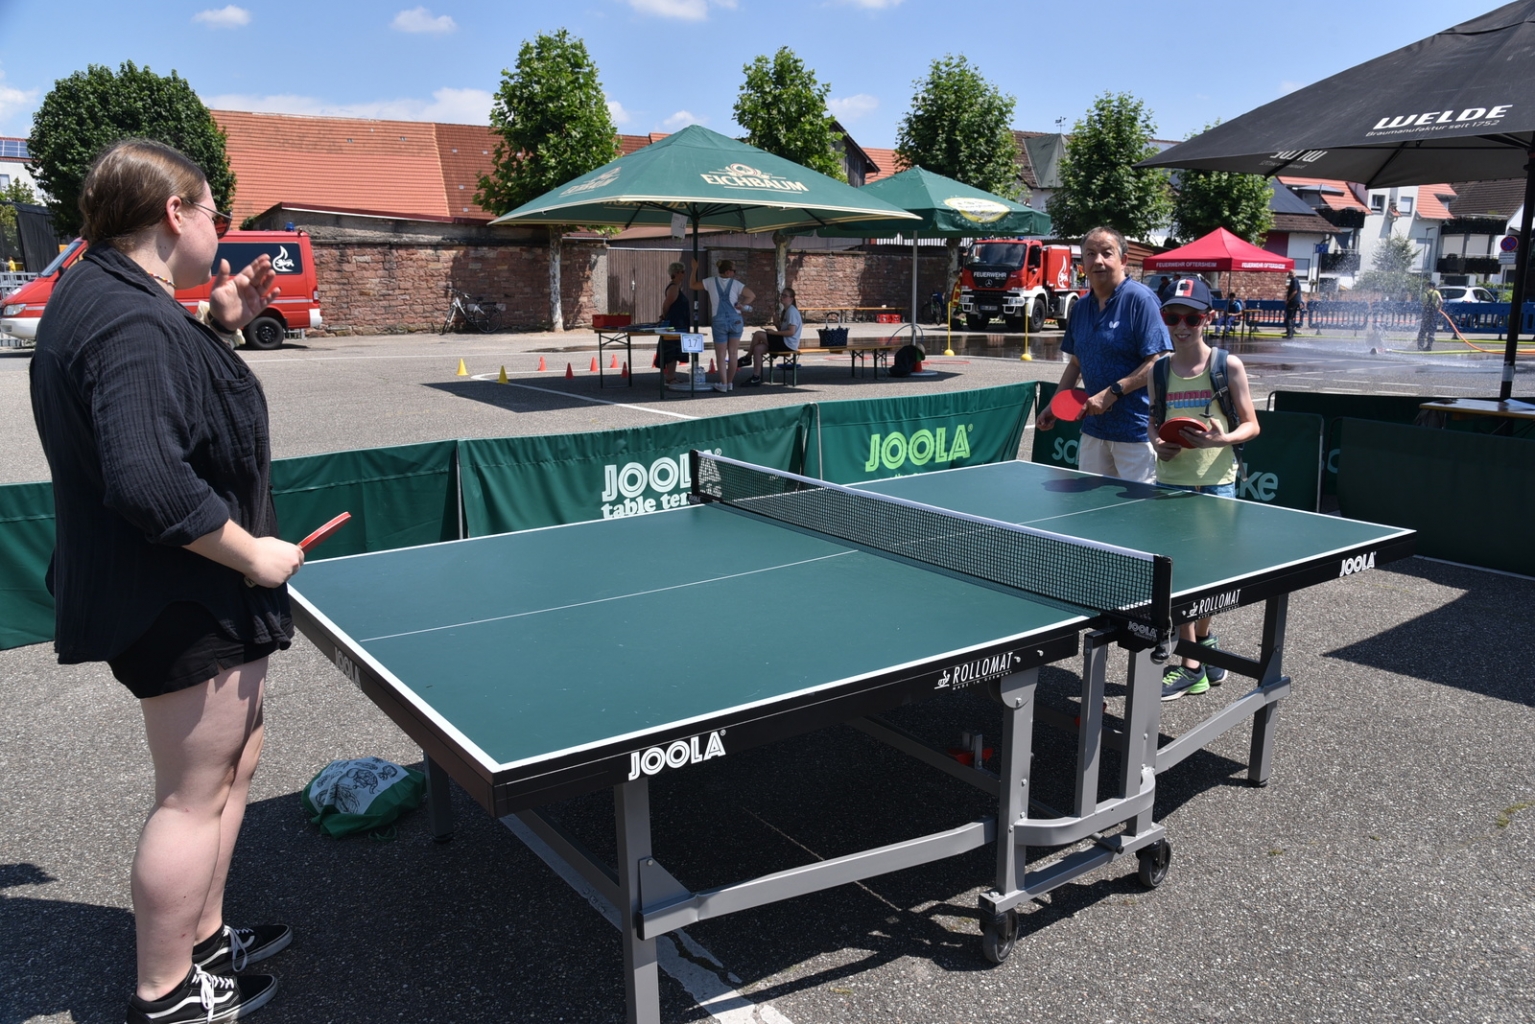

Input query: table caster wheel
[1137,839,1172,889]
[980,908,1017,963]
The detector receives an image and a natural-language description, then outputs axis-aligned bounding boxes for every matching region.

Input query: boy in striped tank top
[1148,276,1261,700]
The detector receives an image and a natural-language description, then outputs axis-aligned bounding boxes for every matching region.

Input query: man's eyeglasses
[1161,311,1206,327]
[189,200,232,237]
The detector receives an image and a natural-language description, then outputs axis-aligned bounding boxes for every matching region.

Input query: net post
[1151,555,1174,664]
[688,449,711,504]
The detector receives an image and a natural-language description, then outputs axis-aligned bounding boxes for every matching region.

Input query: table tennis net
[694,453,1160,619]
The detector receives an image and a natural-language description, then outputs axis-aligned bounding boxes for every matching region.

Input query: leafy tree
[477,30,618,330]
[734,46,844,294]
[0,180,39,264]
[1047,93,1171,242]
[1169,125,1273,243]
[1355,234,1427,298]
[895,55,1021,301]
[28,62,234,238]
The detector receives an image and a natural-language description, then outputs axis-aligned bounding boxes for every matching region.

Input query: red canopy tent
[1143,227,1293,273]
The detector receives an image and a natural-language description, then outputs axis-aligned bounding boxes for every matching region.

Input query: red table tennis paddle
[1158,417,1209,449]
[298,512,352,552]
[1048,387,1089,422]
[245,512,352,586]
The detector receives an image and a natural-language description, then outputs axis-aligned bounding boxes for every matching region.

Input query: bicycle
[922,291,953,326]
[441,290,501,334]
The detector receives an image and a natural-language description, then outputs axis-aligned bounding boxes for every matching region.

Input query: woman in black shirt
[30,139,302,1022]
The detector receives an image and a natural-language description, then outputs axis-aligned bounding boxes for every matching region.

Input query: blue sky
[0,0,1497,150]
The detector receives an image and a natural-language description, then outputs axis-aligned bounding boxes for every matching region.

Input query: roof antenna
[1054,117,1066,132]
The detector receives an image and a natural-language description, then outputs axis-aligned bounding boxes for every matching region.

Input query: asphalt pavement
[1,329,1532,1023]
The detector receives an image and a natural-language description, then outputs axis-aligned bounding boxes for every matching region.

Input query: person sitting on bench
[740,287,801,387]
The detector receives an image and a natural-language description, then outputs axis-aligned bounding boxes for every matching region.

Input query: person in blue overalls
[691,257,755,393]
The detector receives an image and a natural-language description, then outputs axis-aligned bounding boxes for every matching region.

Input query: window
[1397,196,1414,215]
[0,173,9,189]
[1369,194,1386,212]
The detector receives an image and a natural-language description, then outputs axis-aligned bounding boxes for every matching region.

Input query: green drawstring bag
[301,757,425,838]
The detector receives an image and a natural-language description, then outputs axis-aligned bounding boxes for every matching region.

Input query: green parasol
[488,125,919,328]
[807,166,1051,331]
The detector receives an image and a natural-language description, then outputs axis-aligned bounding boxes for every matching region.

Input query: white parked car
[1439,286,1497,302]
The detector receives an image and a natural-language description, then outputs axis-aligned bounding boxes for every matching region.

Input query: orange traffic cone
[708,358,716,374]
[565,363,574,379]
[621,361,630,378]
[652,352,659,368]
[610,354,619,369]
[589,357,599,372]
[537,356,547,372]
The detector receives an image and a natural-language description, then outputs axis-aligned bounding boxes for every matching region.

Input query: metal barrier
[0,271,37,294]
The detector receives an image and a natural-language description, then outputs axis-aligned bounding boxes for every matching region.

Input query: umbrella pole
[1498,156,1535,401]
[911,233,920,331]
[690,212,700,331]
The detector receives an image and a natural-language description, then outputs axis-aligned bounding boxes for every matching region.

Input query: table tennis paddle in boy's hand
[1048,387,1090,422]
[245,512,352,586]
[1158,417,1209,449]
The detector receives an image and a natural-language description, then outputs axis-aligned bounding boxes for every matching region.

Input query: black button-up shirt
[29,244,291,662]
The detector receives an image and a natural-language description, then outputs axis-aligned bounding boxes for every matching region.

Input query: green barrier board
[0,482,56,650]
[1032,385,1324,511]
[1272,391,1447,495]
[808,383,1035,483]
[1337,417,1535,575]
[271,440,460,558]
[457,407,811,536]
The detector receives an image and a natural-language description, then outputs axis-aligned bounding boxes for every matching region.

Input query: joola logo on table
[864,424,973,472]
[935,652,1019,691]
[332,649,361,688]
[628,731,727,780]
[599,450,720,519]
[1338,551,1376,577]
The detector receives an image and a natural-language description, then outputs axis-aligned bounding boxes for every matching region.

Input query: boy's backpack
[1151,347,1245,464]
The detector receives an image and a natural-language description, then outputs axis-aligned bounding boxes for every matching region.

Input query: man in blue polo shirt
[1037,225,1171,483]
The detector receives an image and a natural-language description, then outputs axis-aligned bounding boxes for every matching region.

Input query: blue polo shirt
[1061,277,1171,443]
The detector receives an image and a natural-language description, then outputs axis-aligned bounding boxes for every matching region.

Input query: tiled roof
[617,133,670,156]
[1278,176,1370,213]
[212,110,499,222]
[1414,183,1455,221]
[1448,179,1526,220]
[862,148,902,183]
[1270,212,1339,234]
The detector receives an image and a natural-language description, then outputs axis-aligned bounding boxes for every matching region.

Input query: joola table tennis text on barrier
[289,455,1414,1023]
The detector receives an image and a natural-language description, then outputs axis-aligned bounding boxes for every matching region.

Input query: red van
[1,230,322,350]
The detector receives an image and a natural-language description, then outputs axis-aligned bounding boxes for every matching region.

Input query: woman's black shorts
[108,602,283,700]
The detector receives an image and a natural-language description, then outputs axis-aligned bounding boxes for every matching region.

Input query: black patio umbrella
[1141,1,1535,398]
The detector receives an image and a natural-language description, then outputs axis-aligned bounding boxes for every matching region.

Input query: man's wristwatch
[1109,382,1125,399]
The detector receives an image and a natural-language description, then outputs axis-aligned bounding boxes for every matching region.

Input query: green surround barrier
[270,440,460,558]
[1337,418,1535,575]
[1031,384,1325,511]
[808,382,1035,483]
[0,482,56,650]
[457,406,812,537]
[1271,391,1448,495]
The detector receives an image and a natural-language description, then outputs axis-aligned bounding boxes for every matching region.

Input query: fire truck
[957,239,1081,332]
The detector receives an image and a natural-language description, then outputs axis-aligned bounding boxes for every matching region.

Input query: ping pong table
[289,455,1414,1024]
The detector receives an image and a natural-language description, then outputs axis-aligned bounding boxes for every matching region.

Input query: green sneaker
[1198,633,1225,685]
[1161,664,1209,701]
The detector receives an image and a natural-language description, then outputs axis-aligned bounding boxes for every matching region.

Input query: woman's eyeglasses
[189,200,232,237]
[1161,311,1206,327]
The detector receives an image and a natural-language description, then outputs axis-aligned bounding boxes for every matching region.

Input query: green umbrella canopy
[487,124,921,233]
[806,166,1051,239]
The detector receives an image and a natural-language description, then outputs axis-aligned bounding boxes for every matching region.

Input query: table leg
[1120,647,1162,837]
[1073,631,1112,818]
[992,668,1038,904]
[1249,595,1288,786]
[615,778,661,1024]
[422,752,454,842]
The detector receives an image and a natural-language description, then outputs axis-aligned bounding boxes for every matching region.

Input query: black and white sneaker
[126,964,276,1023]
[1198,633,1226,685]
[193,925,292,975]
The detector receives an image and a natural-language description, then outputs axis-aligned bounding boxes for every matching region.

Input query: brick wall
[311,239,603,334]
[1225,271,1289,302]
[310,239,953,334]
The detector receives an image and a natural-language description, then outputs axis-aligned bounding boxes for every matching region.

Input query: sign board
[1500,235,1519,253]
[1500,251,1518,265]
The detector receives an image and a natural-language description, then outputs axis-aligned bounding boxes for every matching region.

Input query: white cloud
[606,96,633,127]
[192,5,251,28]
[625,0,707,20]
[662,110,705,130]
[828,93,877,122]
[392,7,457,33]
[0,70,39,126]
[203,87,494,124]
[836,0,902,8]
[1278,80,1305,96]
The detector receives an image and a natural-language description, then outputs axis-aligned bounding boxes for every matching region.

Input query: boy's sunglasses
[189,200,233,237]
[1161,311,1206,327]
